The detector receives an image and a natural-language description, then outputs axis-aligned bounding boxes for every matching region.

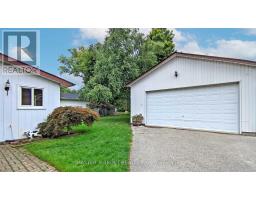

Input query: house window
[21,88,32,105]
[34,89,43,106]
[20,87,43,107]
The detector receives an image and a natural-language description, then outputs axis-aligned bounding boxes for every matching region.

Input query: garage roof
[0,52,74,87]
[127,51,256,87]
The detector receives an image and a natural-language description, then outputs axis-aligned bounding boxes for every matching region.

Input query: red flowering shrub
[38,106,99,138]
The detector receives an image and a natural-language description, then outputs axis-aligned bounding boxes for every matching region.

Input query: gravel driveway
[130,126,256,172]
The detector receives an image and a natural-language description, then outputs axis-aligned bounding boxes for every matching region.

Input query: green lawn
[24,114,132,172]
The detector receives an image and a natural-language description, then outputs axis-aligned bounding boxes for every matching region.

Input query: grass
[24,114,132,172]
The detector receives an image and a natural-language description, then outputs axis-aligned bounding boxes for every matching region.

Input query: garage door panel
[148,106,238,115]
[147,118,238,133]
[146,84,239,133]
[147,98,238,106]
[148,116,237,123]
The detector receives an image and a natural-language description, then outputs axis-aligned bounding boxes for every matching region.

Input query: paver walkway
[0,145,56,172]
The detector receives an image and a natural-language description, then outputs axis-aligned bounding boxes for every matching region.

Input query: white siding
[146,84,239,133]
[0,65,60,141]
[130,57,256,133]
[60,100,87,108]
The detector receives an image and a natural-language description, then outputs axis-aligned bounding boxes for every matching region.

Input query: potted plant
[132,114,144,126]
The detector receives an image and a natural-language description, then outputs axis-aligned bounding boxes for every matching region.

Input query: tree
[86,84,112,105]
[85,29,144,107]
[85,84,115,116]
[58,28,176,112]
[135,28,175,74]
[60,86,79,94]
[146,28,175,62]
[137,38,158,73]
[59,43,101,85]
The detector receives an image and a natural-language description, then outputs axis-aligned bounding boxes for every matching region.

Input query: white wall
[130,57,256,133]
[60,100,87,108]
[0,65,60,141]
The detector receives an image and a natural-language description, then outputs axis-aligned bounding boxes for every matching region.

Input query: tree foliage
[147,28,175,62]
[86,84,112,104]
[59,28,175,111]
[60,86,79,94]
[87,29,144,104]
[59,44,100,85]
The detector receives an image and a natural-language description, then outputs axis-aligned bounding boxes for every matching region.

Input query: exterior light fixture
[4,80,10,95]
[174,71,178,77]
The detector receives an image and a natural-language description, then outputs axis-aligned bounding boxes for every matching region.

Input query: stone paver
[0,145,56,172]
[130,126,256,172]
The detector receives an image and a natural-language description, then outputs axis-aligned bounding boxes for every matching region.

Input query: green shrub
[88,102,115,116]
[38,106,99,138]
[115,99,129,112]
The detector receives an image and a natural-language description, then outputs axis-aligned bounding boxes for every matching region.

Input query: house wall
[60,100,87,108]
[130,57,256,133]
[0,65,60,141]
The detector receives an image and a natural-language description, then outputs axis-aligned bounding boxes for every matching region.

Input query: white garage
[128,52,256,135]
[60,93,87,108]
[146,84,239,133]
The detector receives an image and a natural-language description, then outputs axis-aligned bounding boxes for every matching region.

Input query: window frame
[18,86,45,110]
[34,88,44,107]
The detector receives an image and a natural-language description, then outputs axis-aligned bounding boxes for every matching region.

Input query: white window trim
[17,86,46,110]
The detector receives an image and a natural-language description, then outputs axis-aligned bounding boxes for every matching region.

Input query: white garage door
[146,84,239,133]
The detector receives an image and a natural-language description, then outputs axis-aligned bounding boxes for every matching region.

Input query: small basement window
[20,87,44,108]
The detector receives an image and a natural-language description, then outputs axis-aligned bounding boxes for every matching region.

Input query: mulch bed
[0,131,81,147]
[0,137,43,147]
